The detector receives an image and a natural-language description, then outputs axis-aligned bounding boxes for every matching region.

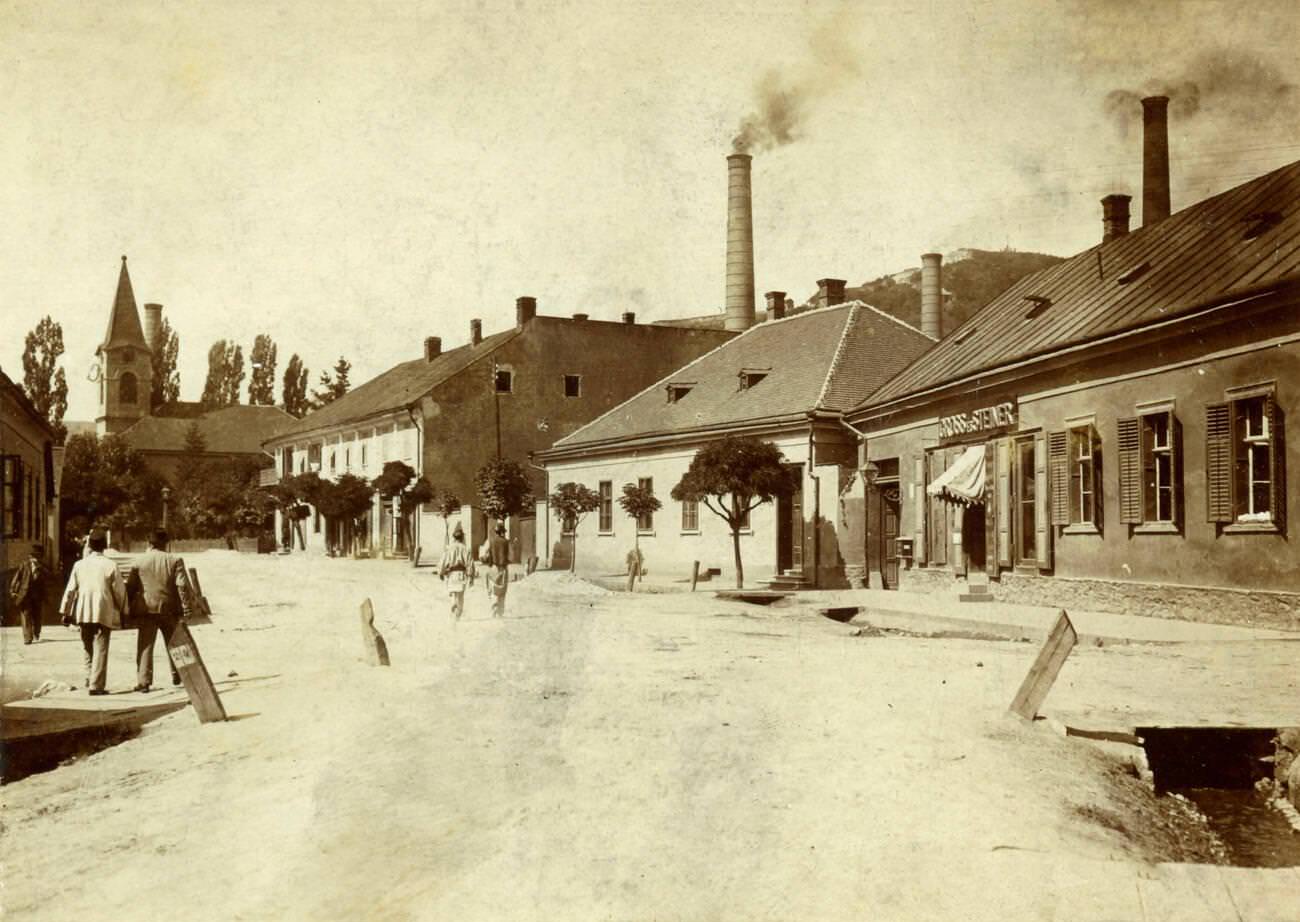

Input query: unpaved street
[1,553,1288,921]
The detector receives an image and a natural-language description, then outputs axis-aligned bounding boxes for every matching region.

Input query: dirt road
[1,553,1279,921]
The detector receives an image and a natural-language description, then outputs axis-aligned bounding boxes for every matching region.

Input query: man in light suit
[132,529,193,692]
[59,528,126,695]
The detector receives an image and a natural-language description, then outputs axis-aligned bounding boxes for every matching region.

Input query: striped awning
[925,444,986,506]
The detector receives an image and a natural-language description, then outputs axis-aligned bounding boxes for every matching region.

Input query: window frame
[1207,383,1286,534]
[1050,422,1101,535]
[598,481,613,534]
[2,456,22,539]
[636,477,654,534]
[563,374,582,398]
[681,496,699,534]
[495,368,514,394]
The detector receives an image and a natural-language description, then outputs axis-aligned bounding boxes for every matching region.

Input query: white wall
[543,436,810,587]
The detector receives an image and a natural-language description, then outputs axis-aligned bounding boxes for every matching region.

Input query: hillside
[803,249,1064,336]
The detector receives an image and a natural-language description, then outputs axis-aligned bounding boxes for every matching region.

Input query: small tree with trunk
[671,436,801,588]
[22,316,69,441]
[617,482,661,588]
[549,482,600,572]
[316,473,374,556]
[436,491,462,541]
[475,458,534,534]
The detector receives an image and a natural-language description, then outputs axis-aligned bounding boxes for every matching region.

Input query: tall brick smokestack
[1141,96,1171,226]
[143,303,162,352]
[725,153,756,332]
[920,254,943,340]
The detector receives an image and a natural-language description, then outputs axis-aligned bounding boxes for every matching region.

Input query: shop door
[963,505,986,572]
[776,467,804,573]
[881,487,901,590]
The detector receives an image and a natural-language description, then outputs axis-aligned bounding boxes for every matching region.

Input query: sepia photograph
[2,1,1298,919]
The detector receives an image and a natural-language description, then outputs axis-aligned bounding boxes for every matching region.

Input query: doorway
[963,504,986,572]
[880,486,901,589]
[776,465,804,574]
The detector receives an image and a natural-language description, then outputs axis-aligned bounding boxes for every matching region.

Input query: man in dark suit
[132,529,193,692]
[8,543,48,644]
[488,522,511,618]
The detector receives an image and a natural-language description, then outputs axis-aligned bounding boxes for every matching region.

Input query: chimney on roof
[143,303,163,352]
[622,311,636,324]
[817,278,846,308]
[1101,194,1132,243]
[765,290,786,320]
[572,312,589,321]
[920,254,943,340]
[424,336,442,361]
[516,296,536,327]
[1141,96,1171,227]
[470,318,482,345]
[725,153,756,332]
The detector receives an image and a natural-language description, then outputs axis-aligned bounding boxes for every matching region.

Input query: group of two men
[13,529,192,695]
[439,521,511,621]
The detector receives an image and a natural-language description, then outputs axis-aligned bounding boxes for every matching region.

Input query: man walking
[439,523,473,622]
[8,543,48,644]
[59,528,126,695]
[132,529,191,692]
[488,522,511,619]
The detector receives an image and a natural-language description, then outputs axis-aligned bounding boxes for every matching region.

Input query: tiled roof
[862,159,1300,408]
[550,303,934,449]
[0,365,56,439]
[100,257,148,353]
[120,404,295,455]
[269,328,521,441]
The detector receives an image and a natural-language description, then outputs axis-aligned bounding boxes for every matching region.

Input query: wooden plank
[164,620,227,723]
[359,598,390,666]
[1008,610,1077,720]
[187,567,214,619]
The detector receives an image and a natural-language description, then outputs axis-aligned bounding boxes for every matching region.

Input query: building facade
[1,367,60,626]
[537,297,935,588]
[264,300,735,561]
[843,159,1300,629]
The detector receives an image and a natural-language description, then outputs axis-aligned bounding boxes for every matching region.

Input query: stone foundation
[896,566,1300,632]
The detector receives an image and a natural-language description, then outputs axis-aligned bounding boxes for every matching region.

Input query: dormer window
[1116,262,1151,285]
[667,383,694,404]
[953,327,977,345]
[1022,295,1052,320]
[1243,211,1282,240]
[738,369,769,390]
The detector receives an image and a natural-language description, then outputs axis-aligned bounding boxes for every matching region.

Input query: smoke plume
[731,14,863,154]
[1104,47,1298,138]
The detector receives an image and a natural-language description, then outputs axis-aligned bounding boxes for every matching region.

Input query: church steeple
[96,255,154,435]
[99,255,149,354]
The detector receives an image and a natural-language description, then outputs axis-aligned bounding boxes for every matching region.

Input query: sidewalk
[775,587,1299,645]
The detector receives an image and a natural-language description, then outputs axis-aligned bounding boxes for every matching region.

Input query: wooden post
[187,567,214,619]
[163,620,227,723]
[691,560,701,592]
[527,555,538,575]
[1008,611,1077,720]
[359,598,390,666]
[411,547,421,568]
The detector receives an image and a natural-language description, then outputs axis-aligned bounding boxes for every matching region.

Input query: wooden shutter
[929,452,947,566]
[985,442,1000,578]
[912,455,927,565]
[1268,395,1285,533]
[1034,432,1052,570]
[1117,417,1142,524]
[1172,416,1184,527]
[1205,403,1233,522]
[996,440,1011,567]
[1048,431,1069,526]
[1090,425,1103,532]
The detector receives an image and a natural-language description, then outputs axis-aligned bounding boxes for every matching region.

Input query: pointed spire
[100,255,149,353]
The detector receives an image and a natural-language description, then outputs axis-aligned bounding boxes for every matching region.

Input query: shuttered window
[912,455,927,565]
[1207,392,1285,529]
[1120,412,1182,526]
[1049,426,1101,528]
[598,481,613,533]
[996,440,1011,567]
[1117,418,1143,523]
[1048,431,1069,526]
[2,456,21,539]
[1033,432,1052,569]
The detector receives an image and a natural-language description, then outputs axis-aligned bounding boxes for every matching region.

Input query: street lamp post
[162,485,171,529]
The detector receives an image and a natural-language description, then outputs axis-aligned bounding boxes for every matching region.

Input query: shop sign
[939,401,1016,443]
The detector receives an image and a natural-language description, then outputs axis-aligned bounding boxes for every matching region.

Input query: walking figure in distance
[8,543,48,644]
[132,529,192,692]
[439,523,473,621]
[59,528,126,695]
[488,522,511,619]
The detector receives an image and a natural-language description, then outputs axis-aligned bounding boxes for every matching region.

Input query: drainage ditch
[1140,727,1300,868]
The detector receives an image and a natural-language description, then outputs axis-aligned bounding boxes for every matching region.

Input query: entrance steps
[762,569,809,591]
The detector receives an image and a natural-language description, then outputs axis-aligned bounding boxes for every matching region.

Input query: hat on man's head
[151,529,170,548]
[494,522,506,536]
[29,543,44,557]
[452,523,465,539]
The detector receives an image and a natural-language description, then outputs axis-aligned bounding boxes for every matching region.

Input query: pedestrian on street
[131,529,192,692]
[488,522,511,619]
[59,528,126,695]
[439,523,473,622]
[8,543,49,644]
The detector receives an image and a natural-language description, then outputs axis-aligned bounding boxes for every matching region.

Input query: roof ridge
[814,305,860,410]
[843,299,935,340]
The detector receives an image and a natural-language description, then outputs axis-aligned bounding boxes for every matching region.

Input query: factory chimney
[725,153,756,331]
[1141,96,1171,226]
[143,303,163,352]
[920,254,943,340]
[1101,194,1132,243]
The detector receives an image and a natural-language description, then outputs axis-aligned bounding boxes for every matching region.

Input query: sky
[4,0,1299,422]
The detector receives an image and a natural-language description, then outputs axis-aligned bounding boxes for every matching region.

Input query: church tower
[95,256,153,435]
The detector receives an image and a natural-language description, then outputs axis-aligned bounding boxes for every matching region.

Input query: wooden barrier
[359,599,390,666]
[164,620,227,723]
[1008,610,1077,720]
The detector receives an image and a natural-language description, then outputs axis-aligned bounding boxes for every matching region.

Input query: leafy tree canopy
[372,460,416,498]
[22,315,68,441]
[475,458,534,523]
[282,353,310,418]
[248,333,278,406]
[550,482,600,531]
[150,315,180,409]
[310,356,352,409]
[200,340,245,409]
